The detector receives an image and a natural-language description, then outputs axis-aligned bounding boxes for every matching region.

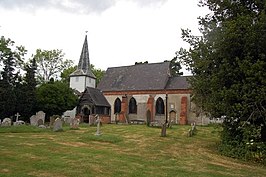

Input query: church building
[97,62,198,125]
[69,35,202,125]
[69,35,111,123]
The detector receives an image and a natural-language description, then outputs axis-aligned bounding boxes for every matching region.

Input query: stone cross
[95,114,101,136]
[15,112,20,122]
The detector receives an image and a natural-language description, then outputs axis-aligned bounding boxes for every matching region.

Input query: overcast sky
[0,0,209,73]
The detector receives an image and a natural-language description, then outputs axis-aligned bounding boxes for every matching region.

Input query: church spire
[71,35,96,78]
[78,35,90,72]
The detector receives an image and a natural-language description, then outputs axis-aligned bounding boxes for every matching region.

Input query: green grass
[0,124,265,177]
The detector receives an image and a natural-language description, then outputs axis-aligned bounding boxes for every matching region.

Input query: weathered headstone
[15,112,20,122]
[95,115,101,136]
[63,109,76,124]
[2,118,11,127]
[30,111,45,126]
[70,118,80,129]
[53,118,63,132]
[89,115,95,126]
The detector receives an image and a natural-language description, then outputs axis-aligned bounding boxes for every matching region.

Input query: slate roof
[165,76,191,90]
[97,62,171,91]
[70,35,96,78]
[79,87,110,107]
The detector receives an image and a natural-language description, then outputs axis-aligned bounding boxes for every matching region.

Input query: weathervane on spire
[85,30,88,34]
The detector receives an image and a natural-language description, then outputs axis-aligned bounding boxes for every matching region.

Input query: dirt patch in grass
[57,141,88,147]
[28,171,68,177]
[1,168,10,173]
[18,142,47,146]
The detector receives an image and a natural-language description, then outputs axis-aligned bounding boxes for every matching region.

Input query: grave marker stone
[30,111,45,126]
[53,118,63,132]
[2,118,11,127]
[95,115,101,136]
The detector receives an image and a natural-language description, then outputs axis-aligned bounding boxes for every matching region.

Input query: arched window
[156,97,165,114]
[129,97,137,114]
[114,98,121,114]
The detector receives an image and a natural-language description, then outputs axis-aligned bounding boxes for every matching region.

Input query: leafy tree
[15,58,38,121]
[33,49,73,83]
[60,66,76,83]
[36,81,78,118]
[178,0,266,162]
[169,56,183,76]
[0,36,26,119]
[90,64,105,85]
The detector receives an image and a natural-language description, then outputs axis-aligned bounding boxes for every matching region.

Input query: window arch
[114,98,121,114]
[129,97,137,114]
[156,97,165,114]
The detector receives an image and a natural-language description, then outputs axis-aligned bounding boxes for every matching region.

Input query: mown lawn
[0,124,265,177]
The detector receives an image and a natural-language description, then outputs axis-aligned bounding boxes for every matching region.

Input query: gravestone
[70,118,80,129]
[2,118,11,127]
[13,113,24,126]
[89,115,95,126]
[95,115,101,136]
[30,111,45,126]
[53,118,63,132]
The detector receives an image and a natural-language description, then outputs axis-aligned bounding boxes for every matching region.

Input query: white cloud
[0,0,209,74]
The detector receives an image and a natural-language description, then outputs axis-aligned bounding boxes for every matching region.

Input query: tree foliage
[0,36,27,119]
[60,66,77,83]
[36,81,78,118]
[33,49,73,83]
[178,1,266,162]
[90,64,105,85]
[169,56,183,76]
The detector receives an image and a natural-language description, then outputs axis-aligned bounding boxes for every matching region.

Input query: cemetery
[1,1,265,176]
[0,121,266,177]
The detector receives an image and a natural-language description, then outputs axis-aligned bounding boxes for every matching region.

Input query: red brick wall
[100,115,111,124]
[180,96,188,125]
[146,96,154,121]
[119,96,128,123]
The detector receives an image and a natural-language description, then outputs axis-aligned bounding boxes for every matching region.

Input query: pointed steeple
[70,35,96,78]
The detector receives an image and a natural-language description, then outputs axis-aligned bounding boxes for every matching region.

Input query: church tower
[69,35,96,92]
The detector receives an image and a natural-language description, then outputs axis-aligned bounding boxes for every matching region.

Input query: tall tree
[36,81,78,119]
[0,36,26,119]
[15,58,38,121]
[33,49,73,83]
[178,1,266,162]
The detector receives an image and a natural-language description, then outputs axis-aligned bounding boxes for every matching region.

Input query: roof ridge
[106,61,170,70]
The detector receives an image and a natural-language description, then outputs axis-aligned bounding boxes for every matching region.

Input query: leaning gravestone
[53,118,63,132]
[30,111,45,126]
[2,118,11,127]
